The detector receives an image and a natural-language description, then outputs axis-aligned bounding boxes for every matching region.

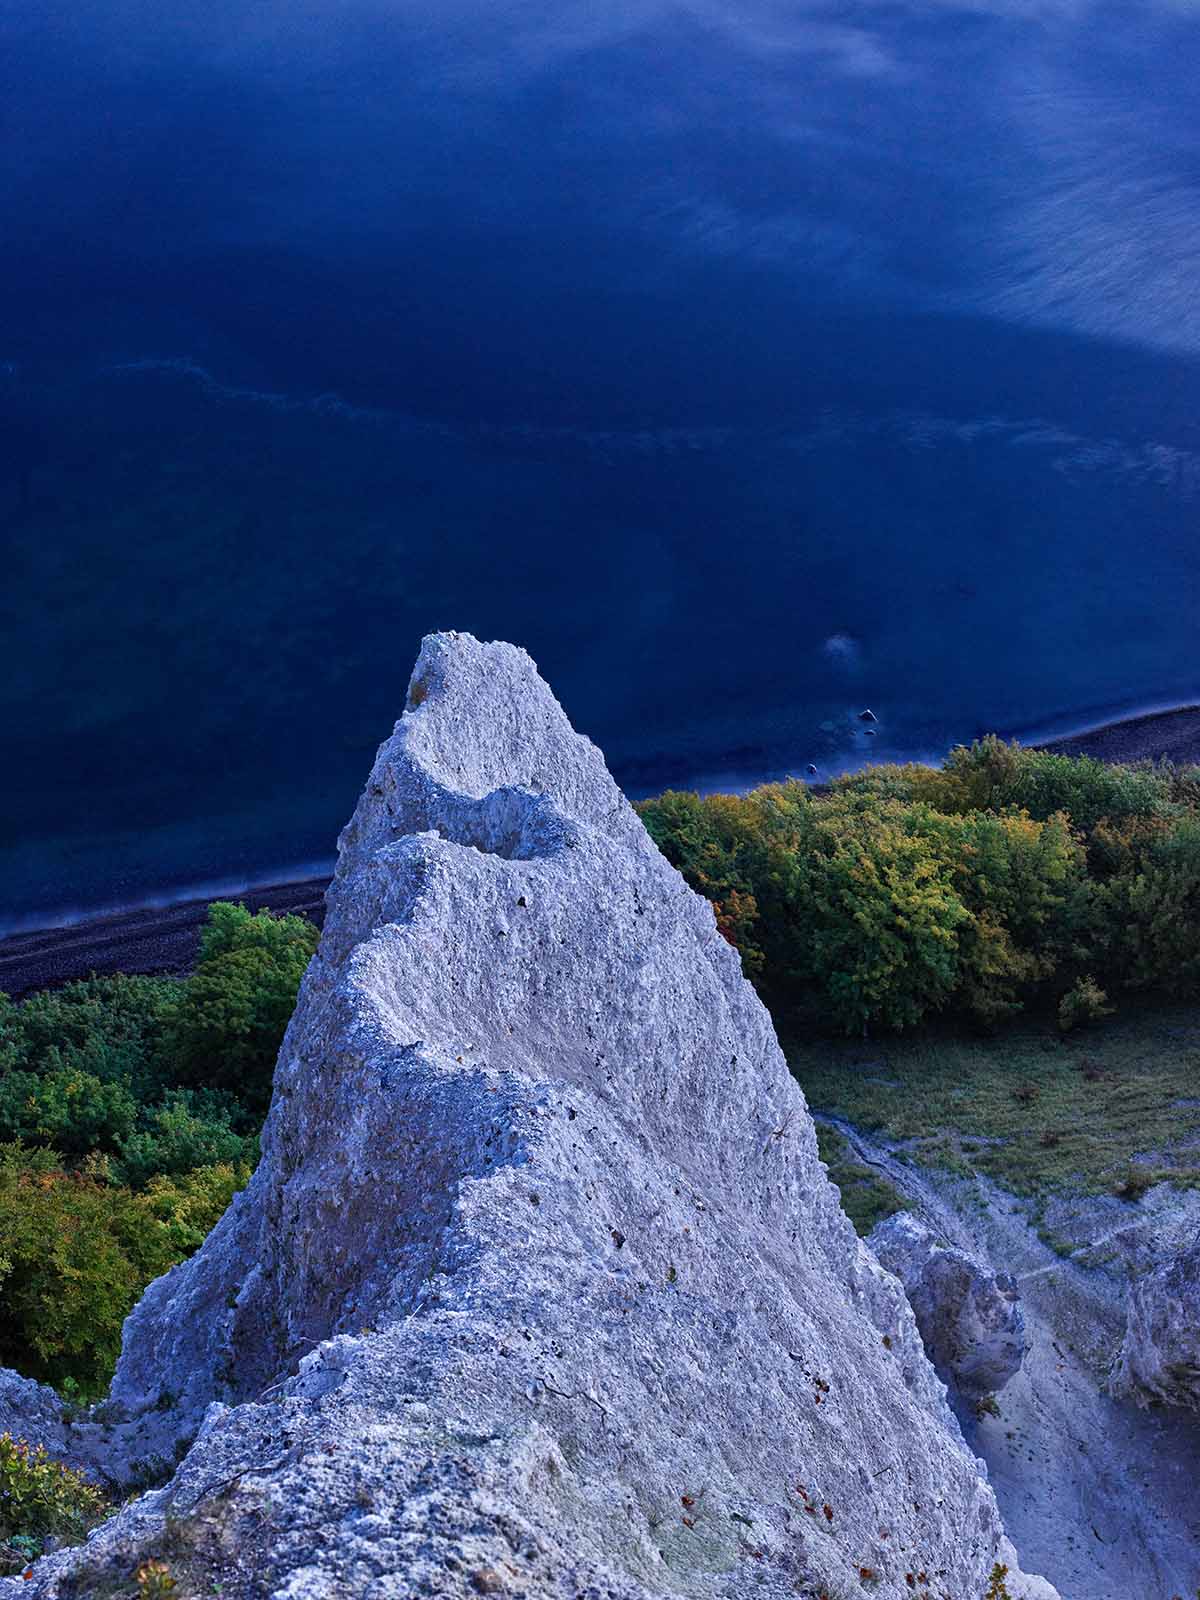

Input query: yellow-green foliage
[0,1148,248,1390]
[640,738,1200,1034]
[1098,815,1200,994]
[0,901,315,1393]
[0,1431,109,1552]
[641,770,1082,1034]
[137,1560,179,1598]
[776,789,971,1032]
[1057,975,1113,1033]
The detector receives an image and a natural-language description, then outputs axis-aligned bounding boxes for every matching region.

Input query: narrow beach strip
[0,877,329,999]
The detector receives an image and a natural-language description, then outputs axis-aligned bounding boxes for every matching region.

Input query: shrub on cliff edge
[162,902,318,1112]
[0,1147,248,1391]
[0,1431,108,1570]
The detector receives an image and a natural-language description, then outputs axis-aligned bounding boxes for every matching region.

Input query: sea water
[2,0,1199,925]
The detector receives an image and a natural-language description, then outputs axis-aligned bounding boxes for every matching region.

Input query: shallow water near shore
[3,0,1200,926]
[4,353,1199,930]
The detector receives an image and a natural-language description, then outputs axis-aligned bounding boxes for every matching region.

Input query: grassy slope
[812,1124,909,1236]
[792,1000,1200,1214]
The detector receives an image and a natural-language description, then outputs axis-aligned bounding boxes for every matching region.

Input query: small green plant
[1057,975,1114,1034]
[55,1375,88,1422]
[985,1563,1013,1600]
[975,1393,1001,1419]
[1109,1163,1187,1201]
[0,1432,108,1561]
[137,1560,179,1598]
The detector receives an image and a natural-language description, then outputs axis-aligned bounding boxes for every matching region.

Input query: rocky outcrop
[869,1212,1027,1400]
[1112,1233,1200,1412]
[0,1372,68,1458]
[2,633,1055,1599]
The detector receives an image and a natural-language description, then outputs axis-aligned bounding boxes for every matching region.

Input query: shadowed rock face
[1113,1234,1200,1413]
[869,1213,1027,1400]
[2,634,1056,1599]
[0,1372,69,1460]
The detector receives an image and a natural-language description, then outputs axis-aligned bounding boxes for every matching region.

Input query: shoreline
[1031,701,1200,764]
[0,876,330,1000]
[3,701,1200,1000]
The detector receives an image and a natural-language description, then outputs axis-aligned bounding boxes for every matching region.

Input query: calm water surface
[2,0,1199,925]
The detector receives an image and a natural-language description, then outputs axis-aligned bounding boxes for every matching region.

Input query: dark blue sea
[3,0,1199,928]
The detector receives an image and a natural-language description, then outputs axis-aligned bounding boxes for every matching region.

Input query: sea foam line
[99,359,1200,495]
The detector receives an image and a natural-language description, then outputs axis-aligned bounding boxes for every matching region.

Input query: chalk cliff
[1113,1233,1200,1414]
[868,1212,1027,1401]
[4,633,1055,1599]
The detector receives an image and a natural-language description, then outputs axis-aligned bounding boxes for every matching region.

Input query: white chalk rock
[1112,1232,1200,1412]
[869,1211,1028,1399]
[0,1369,68,1458]
[7,634,1056,1599]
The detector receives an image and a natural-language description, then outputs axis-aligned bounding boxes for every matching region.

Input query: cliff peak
[4,634,1055,1599]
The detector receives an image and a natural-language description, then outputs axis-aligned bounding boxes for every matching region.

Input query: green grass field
[813,1124,909,1236]
[791,1000,1200,1207]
